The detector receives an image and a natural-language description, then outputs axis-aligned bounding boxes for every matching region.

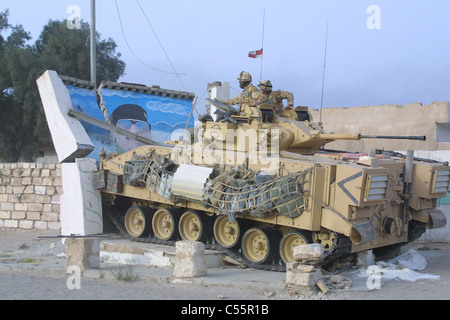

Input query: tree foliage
[0,11,126,162]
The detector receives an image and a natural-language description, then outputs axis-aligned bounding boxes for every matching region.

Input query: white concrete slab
[60,158,103,236]
[36,70,94,163]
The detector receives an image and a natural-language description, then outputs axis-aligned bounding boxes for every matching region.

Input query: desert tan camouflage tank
[96,99,448,269]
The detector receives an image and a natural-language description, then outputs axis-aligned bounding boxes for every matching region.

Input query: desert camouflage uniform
[254,90,294,115]
[222,84,261,117]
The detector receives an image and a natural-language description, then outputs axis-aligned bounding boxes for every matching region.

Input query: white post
[207,82,230,121]
[61,158,103,236]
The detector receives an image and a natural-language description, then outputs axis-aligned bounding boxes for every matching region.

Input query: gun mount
[203,99,426,155]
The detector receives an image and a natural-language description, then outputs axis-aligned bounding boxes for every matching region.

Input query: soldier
[221,71,261,118]
[253,80,294,116]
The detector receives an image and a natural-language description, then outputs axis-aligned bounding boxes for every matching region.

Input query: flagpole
[260,8,265,82]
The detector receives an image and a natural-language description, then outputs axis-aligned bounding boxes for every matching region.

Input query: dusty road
[0,272,276,300]
[0,229,449,302]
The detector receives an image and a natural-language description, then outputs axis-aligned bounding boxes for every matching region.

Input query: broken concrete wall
[36,70,94,163]
[35,70,103,236]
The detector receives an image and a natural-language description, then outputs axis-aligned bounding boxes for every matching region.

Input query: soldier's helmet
[237,71,252,88]
[259,80,273,93]
[237,71,252,82]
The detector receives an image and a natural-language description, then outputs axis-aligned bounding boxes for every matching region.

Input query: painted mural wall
[65,82,195,161]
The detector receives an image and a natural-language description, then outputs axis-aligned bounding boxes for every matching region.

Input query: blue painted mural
[65,84,194,161]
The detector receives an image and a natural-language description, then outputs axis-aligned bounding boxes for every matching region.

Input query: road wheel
[152,208,180,241]
[241,228,279,264]
[179,210,211,242]
[124,206,153,238]
[213,215,247,249]
[279,231,312,263]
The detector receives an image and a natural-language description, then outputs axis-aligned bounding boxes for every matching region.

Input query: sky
[3,0,450,115]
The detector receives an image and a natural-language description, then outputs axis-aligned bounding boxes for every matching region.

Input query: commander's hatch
[259,104,275,123]
[206,98,276,124]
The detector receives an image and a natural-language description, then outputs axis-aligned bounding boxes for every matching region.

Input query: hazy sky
[3,0,450,114]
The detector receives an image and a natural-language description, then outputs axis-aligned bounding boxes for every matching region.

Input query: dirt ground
[0,229,449,301]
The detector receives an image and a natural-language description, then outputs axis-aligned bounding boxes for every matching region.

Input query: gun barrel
[359,135,426,141]
[317,133,360,140]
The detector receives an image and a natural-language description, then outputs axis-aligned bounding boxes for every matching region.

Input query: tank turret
[202,99,426,155]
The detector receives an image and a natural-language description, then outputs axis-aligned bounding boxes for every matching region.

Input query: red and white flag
[248,49,263,59]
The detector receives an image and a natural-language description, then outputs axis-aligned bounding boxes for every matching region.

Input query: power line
[319,20,329,124]
[135,0,202,118]
[114,0,184,76]
[136,0,187,92]
[115,0,199,118]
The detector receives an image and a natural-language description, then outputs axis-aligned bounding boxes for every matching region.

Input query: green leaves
[0,10,126,161]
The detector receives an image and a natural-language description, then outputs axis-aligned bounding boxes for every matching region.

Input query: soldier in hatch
[221,71,261,118]
[253,80,294,117]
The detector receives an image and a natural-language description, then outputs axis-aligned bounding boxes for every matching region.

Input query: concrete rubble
[286,243,352,294]
[286,244,326,294]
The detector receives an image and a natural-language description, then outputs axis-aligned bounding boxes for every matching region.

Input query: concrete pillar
[286,263,322,288]
[65,238,100,272]
[356,250,375,267]
[61,158,103,236]
[172,241,207,278]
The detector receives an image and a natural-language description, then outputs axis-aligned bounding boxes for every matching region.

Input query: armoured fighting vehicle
[96,99,449,270]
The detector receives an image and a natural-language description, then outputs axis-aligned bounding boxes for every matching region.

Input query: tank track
[105,205,287,272]
[104,202,356,272]
[322,234,353,265]
[105,202,428,272]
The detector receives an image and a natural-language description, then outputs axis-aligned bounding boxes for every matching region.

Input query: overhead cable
[135,0,187,91]
[114,0,185,76]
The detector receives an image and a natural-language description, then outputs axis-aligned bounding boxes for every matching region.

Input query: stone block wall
[0,163,62,230]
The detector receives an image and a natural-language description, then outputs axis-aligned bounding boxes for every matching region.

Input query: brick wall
[0,163,62,230]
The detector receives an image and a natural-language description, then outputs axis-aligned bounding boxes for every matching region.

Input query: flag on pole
[249,49,263,59]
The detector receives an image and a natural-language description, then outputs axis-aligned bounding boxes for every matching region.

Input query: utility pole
[90,0,97,88]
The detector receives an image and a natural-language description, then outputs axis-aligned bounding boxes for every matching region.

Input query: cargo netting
[123,154,310,220]
[208,167,310,221]
[123,152,177,198]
